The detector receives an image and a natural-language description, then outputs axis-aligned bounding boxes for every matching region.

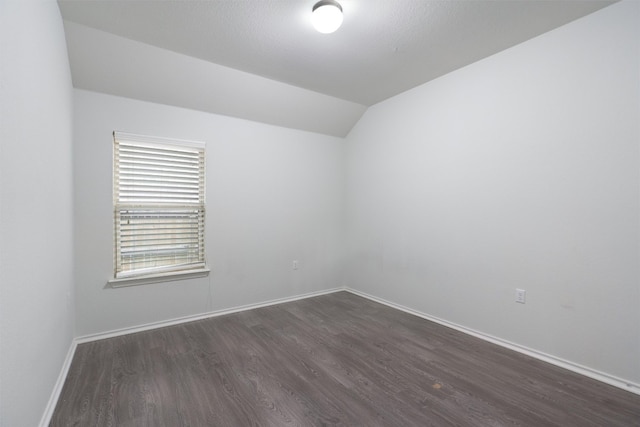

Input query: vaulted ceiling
[58,0,615,136]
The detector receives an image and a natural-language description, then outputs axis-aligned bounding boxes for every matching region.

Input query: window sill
[107,267,210,288]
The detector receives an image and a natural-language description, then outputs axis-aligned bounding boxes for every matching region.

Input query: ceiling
[58,0,615,136]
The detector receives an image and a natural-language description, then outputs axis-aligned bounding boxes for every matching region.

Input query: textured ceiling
[58,0,616,136]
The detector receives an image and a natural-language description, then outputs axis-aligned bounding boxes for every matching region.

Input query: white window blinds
[113,132,206,279]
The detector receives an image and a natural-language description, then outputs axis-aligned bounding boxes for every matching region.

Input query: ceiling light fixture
[312,0,343,34]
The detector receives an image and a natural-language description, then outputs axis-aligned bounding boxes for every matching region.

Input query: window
[111,132,207,286]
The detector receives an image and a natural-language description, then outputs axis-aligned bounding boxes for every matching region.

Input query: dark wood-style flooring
[51,291,640,426]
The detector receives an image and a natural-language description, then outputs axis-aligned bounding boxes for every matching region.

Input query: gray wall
[0,1,75,426]
[1,2,638,425]
[73,90,345,336]
[345,0,639,384]
[62,20,366,138]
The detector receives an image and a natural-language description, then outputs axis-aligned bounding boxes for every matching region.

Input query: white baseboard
[344,287,640,396]
[39,339,78,427]
[42,287,346,425]
[75,287,346,344]
[41,285,639,426]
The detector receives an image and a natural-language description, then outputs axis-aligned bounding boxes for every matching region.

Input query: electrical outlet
[292,260,299,270]
[515,289,526,304]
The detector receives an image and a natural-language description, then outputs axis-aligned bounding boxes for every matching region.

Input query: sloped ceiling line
[58,0,615,137]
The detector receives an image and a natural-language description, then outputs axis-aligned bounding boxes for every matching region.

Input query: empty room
[1,0,639,426]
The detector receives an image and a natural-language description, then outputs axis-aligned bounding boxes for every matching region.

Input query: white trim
[39,340,78,427]
[45,288,345,424]
[108,267,210,288]
[76,287,345,344]
[344,288,640,396]
[113,131,205,150]
[42,285,640,426]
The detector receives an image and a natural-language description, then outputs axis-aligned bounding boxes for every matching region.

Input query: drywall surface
[346,1,639,384]
[0,1,75,426]
[73,89,345,336]
[63,21,366,138]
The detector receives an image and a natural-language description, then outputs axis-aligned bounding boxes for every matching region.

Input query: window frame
[108,131,209,287]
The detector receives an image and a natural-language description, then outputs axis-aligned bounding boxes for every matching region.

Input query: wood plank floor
[51,291,640,426]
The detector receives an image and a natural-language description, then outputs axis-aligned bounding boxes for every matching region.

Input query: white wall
[0,1,75,426]
[73,90,345,336]
[346,0,640,385]
[1,3,636,424]
[63,21,367,138]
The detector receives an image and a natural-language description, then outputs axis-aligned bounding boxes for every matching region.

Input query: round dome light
[312,0,343,34]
